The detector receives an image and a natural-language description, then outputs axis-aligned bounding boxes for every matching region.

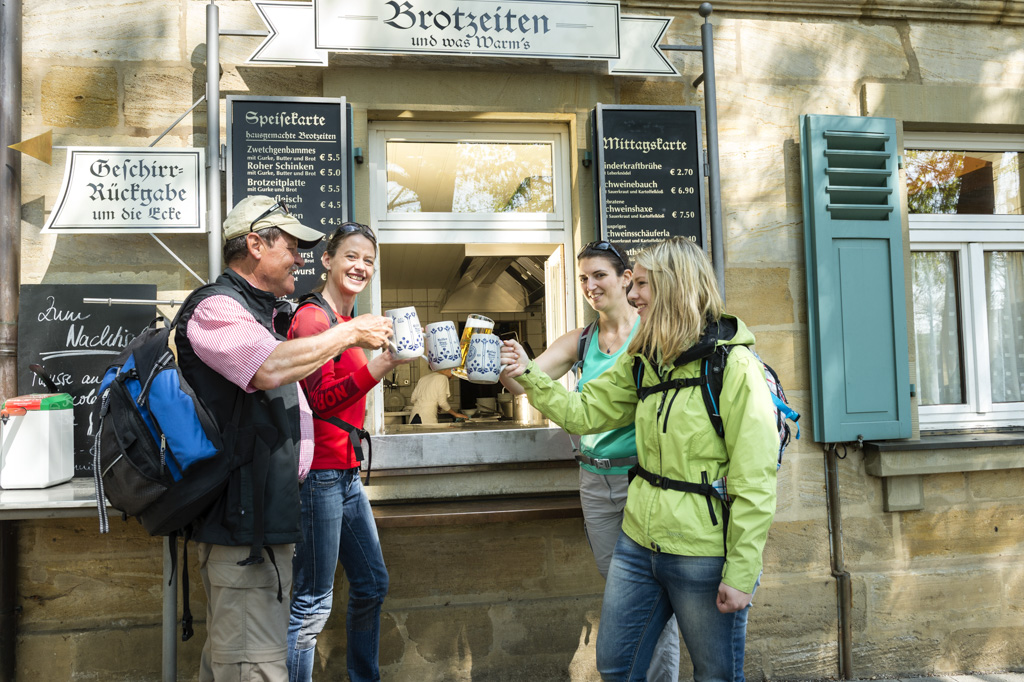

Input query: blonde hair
[627,237,723,364]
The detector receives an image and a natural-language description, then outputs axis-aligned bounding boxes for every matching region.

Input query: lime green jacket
[515,315,777,593]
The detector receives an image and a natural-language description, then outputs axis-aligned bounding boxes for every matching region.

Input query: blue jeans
[287,469,388,682]
[597,532,755,682]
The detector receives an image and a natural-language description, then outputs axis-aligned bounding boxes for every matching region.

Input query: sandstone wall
[12,0,1024,679]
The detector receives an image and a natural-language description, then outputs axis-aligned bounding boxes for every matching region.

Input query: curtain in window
[986,251,1024,402]
[913,252,962,405]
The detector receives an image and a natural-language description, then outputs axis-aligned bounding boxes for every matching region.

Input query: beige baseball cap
[222,195,324,249]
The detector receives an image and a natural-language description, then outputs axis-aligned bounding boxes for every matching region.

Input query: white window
[368,121,572,243]
[907,132,1024,429]
[363,121,577,445]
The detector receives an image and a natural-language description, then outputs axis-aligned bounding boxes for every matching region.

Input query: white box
[0,393,75,489]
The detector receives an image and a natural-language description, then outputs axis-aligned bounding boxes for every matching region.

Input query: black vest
[175,269,302,547]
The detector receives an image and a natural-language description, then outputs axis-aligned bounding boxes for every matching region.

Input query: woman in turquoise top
[499,240,679,682]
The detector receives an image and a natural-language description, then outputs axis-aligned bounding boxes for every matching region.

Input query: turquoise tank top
[577,318,640,475]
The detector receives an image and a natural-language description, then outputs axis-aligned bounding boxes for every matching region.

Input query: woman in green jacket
[500,237,778,682]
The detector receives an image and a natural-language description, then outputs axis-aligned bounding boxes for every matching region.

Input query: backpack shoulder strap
[570,321,598,384]
[632,355,645,392]
[295,292,341,362]
[297,291,338,326]
[699,345,734,439]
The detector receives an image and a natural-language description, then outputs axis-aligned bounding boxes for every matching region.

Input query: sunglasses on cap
[578,241,628,270]
[330,222,377,244]
[249,200,290,233]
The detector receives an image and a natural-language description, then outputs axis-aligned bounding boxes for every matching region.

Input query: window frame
[368,121,572,244]
[907,131,1024,429]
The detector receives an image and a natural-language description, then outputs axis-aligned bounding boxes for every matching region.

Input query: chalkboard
[593,104,707,260]
[17,284,156,476]
[226,96,352,297]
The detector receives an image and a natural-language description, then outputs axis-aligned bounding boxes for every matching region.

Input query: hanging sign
[593,104,707,258]
[41,148,206,234]
[247,0,678,77]
[226,95,350,297]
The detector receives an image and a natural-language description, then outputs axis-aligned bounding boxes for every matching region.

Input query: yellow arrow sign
[8,130,52,165]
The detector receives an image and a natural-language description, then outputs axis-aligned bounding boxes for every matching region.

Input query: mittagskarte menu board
[227,96,352,297]
[593,104,706,260]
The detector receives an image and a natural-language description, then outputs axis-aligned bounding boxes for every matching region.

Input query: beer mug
[384,307,424,360]
[451,314,494,380]
[465,333,502,384]
[424,321,461,371]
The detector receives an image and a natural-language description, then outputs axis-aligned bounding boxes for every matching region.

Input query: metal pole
[0,0,23,675]
[206,1,222,282]
[699,3,726,303]
[825,446,854,679]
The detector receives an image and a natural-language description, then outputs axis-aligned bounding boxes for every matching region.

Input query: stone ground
[839,671,1024,675]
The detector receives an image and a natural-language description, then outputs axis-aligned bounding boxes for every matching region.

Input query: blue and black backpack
[91,286,253,640]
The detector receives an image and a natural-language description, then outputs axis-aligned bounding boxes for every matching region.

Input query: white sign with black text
[42,147,206,234]
[247,0,678,76]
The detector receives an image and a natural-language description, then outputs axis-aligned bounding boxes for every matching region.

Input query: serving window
[364,120,578,466]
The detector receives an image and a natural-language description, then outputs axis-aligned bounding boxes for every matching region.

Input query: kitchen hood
[440,256,540,313]
[441,271,528,313]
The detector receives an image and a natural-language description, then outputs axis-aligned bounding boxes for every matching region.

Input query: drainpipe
[698,3,725,305]
[824,444,853,679]
[0,0,22,680]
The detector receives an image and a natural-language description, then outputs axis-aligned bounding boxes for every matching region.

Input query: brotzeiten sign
[247,0,678,77]
[42,148,206,234]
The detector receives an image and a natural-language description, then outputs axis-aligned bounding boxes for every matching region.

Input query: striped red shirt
[186,294,314,479]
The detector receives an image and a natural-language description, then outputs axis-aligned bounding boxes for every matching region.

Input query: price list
[227,96,350,296]
[593,105,706,261]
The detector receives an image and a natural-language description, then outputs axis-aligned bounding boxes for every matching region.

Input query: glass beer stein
[451,314,495,380]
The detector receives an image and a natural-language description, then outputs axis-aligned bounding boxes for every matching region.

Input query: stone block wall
[11,0,1024,679]
[15,517,606,681]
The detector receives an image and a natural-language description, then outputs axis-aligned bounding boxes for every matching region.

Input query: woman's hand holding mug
[500,339,530,379]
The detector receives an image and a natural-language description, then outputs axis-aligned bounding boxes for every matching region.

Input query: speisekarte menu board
[227,96,352,297]
[17,284,156,476]
[593,104,706,261]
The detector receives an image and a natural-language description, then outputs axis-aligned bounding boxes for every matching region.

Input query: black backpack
[631,345,799,467]
[569,321,598,389]
[91,285,261,640]
[294,292,373,483]
[628,331,800,553]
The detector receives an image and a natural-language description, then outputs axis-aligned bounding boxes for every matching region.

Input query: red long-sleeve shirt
[287,303,379,470]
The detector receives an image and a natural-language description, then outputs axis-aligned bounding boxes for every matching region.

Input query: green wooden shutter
[800,114,911,442]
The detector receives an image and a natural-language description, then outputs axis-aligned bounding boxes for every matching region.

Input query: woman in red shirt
[285,223,411,682]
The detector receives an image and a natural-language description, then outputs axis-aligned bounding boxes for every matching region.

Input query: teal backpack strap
[699,346,732,438]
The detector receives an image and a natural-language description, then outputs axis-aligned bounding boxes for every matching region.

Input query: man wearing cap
[174,195,393,682]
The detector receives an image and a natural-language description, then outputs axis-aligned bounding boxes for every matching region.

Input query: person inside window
[409,367,469,424]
